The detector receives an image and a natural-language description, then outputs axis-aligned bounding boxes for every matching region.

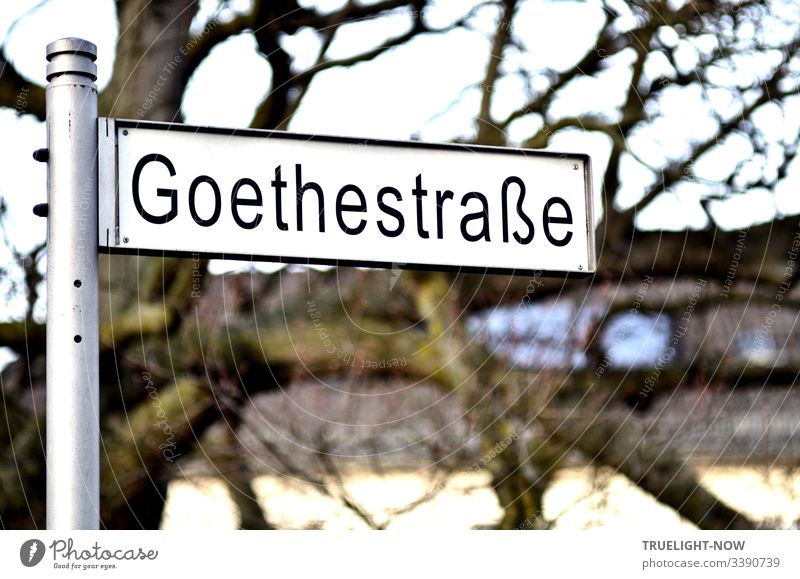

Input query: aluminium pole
[44,38,100,529]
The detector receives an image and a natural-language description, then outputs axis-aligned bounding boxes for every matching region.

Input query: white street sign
[99,119,595,275]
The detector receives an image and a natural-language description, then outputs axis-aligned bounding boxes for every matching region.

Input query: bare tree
[2,0,799,529]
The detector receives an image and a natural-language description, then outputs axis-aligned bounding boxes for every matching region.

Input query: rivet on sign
[578,265,583,270]
[573,164,578,170]
[123,237,129,243]
[123,130,128,135]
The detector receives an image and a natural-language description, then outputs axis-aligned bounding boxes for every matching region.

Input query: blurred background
[1,0,800,529]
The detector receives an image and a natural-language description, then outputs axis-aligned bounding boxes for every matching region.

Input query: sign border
[99,118,596,277]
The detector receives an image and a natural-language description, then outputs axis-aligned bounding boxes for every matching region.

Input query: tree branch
[251,12,432,129]
[541,408,757,529]
[180,12,256,85]
[0,48,45,120]
[476,0,517,146]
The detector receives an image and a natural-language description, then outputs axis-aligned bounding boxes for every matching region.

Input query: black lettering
[231,178,263,230]
[543,197,573,246]
[435,190,455,239]
[188,176,221,227]
[412,174,430,239]
[296,164,325,232]
[460,191,491,242]
[132,154,177,224]
[377,186,404,237]
[272,165,288,231]
[501,176,534,244]
[336,184,367,235]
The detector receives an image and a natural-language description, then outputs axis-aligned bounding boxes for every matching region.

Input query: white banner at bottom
[1,531,797,578]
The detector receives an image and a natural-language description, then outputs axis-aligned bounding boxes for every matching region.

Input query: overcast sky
[0,0,798,319]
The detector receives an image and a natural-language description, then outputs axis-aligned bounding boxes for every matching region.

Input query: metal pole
[45,38,100,529]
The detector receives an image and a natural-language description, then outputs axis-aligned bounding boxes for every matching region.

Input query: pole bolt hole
[74,279,82,288]
[74,335,82,343]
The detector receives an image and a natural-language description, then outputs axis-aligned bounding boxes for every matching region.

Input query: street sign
[99,118,595,275]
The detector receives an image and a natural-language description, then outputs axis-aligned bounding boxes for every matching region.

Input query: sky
[0,0,608,285]
[0,0,798,320]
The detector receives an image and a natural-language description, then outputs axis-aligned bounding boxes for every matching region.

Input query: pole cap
[46,38,97,82]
